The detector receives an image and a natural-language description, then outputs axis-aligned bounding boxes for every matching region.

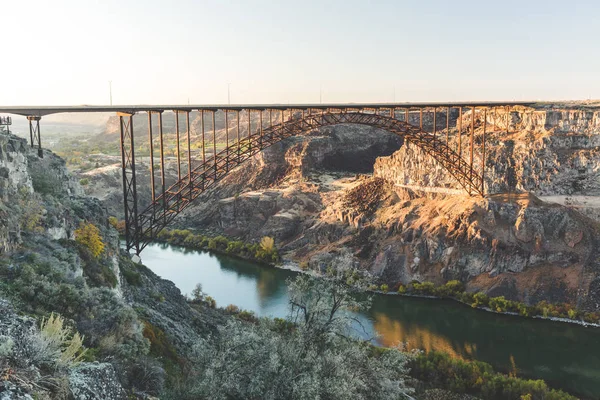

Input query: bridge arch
[132,111,484,252]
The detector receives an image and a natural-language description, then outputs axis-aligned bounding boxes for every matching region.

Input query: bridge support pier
[27,116,43,157]
[118,112,140,255]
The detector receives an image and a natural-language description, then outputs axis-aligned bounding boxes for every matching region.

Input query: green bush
[204,295,216,308]
[489,296,510,313]
[122,268,141,286]
[75,222,105,259]
[155,229,280,265]
[472,292,490,308]
[412,281,435,295]
[410,351,576,400]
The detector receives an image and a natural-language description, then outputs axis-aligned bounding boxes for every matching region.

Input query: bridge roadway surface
[0,101,539,117]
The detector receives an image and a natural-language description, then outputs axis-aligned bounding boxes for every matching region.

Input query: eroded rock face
[0,132,85,254]
[69,363,127,400]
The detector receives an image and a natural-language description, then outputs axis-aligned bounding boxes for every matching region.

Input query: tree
[74,222,105,258]
[288,275,369,338]
[191,276,411,399]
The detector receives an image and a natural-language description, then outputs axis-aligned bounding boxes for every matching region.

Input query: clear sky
[2,0,599,105]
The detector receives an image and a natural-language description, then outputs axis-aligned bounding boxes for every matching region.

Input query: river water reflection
[141,242,600,398]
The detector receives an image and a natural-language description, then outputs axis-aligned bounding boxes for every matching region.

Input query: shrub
[208,236,229,251]
[108,216,119,229]
[237,310,257,322]
[443,280,464,295]
[225,241,245,255]
[142,322,179,364]
[204,295,216,308]
[225,304,240,314]
[122,268,141,286]
[74,222,105,258]
[380,284,389,293]
[79,178,90,186]
[191,283,205,302]
[126,357,166,396]
[397,284,407,294]
[37,313,87,368]
[409,351,576,400]
[489,296,510,313]
[413,281,435,295]
[18,189,44,232]
[30,166,61,196]
[260,236,275,253]
[472,292,490,308]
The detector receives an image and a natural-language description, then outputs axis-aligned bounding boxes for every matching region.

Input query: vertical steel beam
[147,112,156,203]
[269,109,273,127]
[27,116,43,157]
[420,108,423,130]
[446,107,450,157]
[482,108,487,195]
[28,118,34,147]
[470,107,475,186]
[259,110,263,147]
[225,110,229,172]
[118,112,139,254]
[212,111,217,179]
[433,107,437,147]
[405,108,409,124]
[458,107,462,159]
[175,111,181,181]
[158,112,166,219]
[186,111,192,187]
[201,110,206,165]
[236,110,241,162]
[247,110,251,152]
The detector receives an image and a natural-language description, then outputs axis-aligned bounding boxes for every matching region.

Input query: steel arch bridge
[0,101,537,254]
[127,109,487,254]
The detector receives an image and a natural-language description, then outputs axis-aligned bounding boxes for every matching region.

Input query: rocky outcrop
[69,363,127,400]
[0,132,84,253]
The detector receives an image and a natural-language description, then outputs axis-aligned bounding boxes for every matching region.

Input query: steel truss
[27,116,43,157]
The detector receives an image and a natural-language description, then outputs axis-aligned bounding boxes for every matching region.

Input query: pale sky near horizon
[2,0,600,106]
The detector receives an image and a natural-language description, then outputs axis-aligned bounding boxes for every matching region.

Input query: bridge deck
[0,101,541,116]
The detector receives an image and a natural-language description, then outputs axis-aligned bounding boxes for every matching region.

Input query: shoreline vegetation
[134,225,600,328]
